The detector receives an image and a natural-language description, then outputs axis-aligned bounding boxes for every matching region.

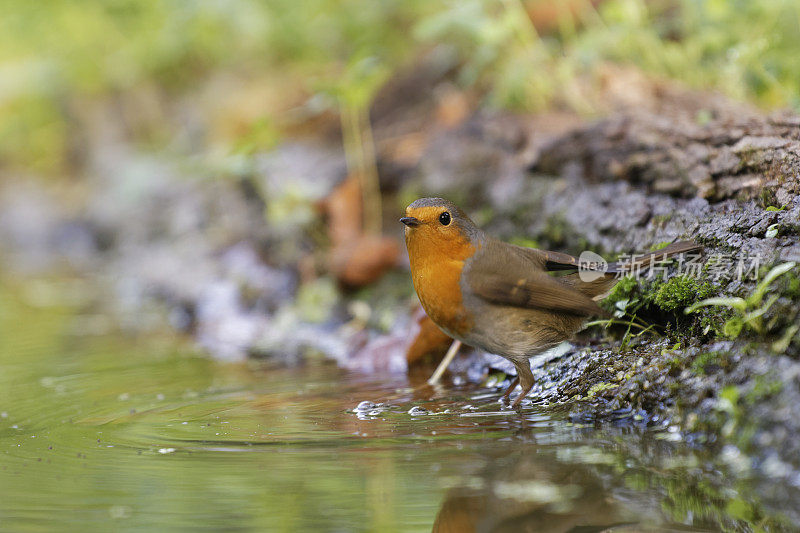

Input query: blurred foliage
[2,0,800,175]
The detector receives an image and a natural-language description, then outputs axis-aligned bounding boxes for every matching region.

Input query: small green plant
[591,273,718,350]
[589,276,660,351]
[772,322,799,353]
[334,56,388,236]
[685,262,797,338]
[602,275,644,316]
[653,276,715,312]
[765,224,780,239]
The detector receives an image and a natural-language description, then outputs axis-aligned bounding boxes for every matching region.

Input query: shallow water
[0,277,794,532]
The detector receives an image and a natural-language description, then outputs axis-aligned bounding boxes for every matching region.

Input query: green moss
[587,381,619,398]
[652,276,716,312]
[598,273,725,340]
[690,351,727,375]
[649,241,672,251]
[602,274,706,313]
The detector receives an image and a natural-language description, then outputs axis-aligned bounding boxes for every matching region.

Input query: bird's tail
[606,240,703,275]
[563,240,703,300]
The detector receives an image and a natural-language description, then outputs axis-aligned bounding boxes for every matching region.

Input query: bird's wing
[465,241,604,317]
[514,240,703,273]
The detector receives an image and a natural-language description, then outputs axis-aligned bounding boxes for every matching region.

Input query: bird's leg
[501,376,519,401]
[427,340,462,386]
[510,360,535,409]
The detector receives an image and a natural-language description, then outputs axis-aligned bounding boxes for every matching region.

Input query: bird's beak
[400,216,420,227]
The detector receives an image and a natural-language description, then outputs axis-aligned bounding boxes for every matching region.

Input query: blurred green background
[3,0,800,176]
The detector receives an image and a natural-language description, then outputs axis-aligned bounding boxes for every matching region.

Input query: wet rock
[195,280,267,362]
[344,320,411,374]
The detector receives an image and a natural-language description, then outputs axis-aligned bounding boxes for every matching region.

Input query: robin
[400,197,701,407]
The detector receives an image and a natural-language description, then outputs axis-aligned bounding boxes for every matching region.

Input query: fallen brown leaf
[319,175,400,288]
[331,235,399,288]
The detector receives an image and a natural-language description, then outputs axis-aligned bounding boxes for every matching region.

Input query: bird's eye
[439,211,451,226]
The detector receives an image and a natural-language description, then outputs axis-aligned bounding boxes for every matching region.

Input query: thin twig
[428,340,462,386]
[358,106,382,235]
[339,99,382,236]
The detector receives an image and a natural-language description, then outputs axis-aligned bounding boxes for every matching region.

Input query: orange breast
[407,233,475,338]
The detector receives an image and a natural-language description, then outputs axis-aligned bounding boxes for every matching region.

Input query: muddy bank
[410,81,800,503]
[407,80,800,522]
[1,69,800,522]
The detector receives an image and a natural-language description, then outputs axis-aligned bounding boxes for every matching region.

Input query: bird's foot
[510,386,534,409]
[500,376,520,404]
